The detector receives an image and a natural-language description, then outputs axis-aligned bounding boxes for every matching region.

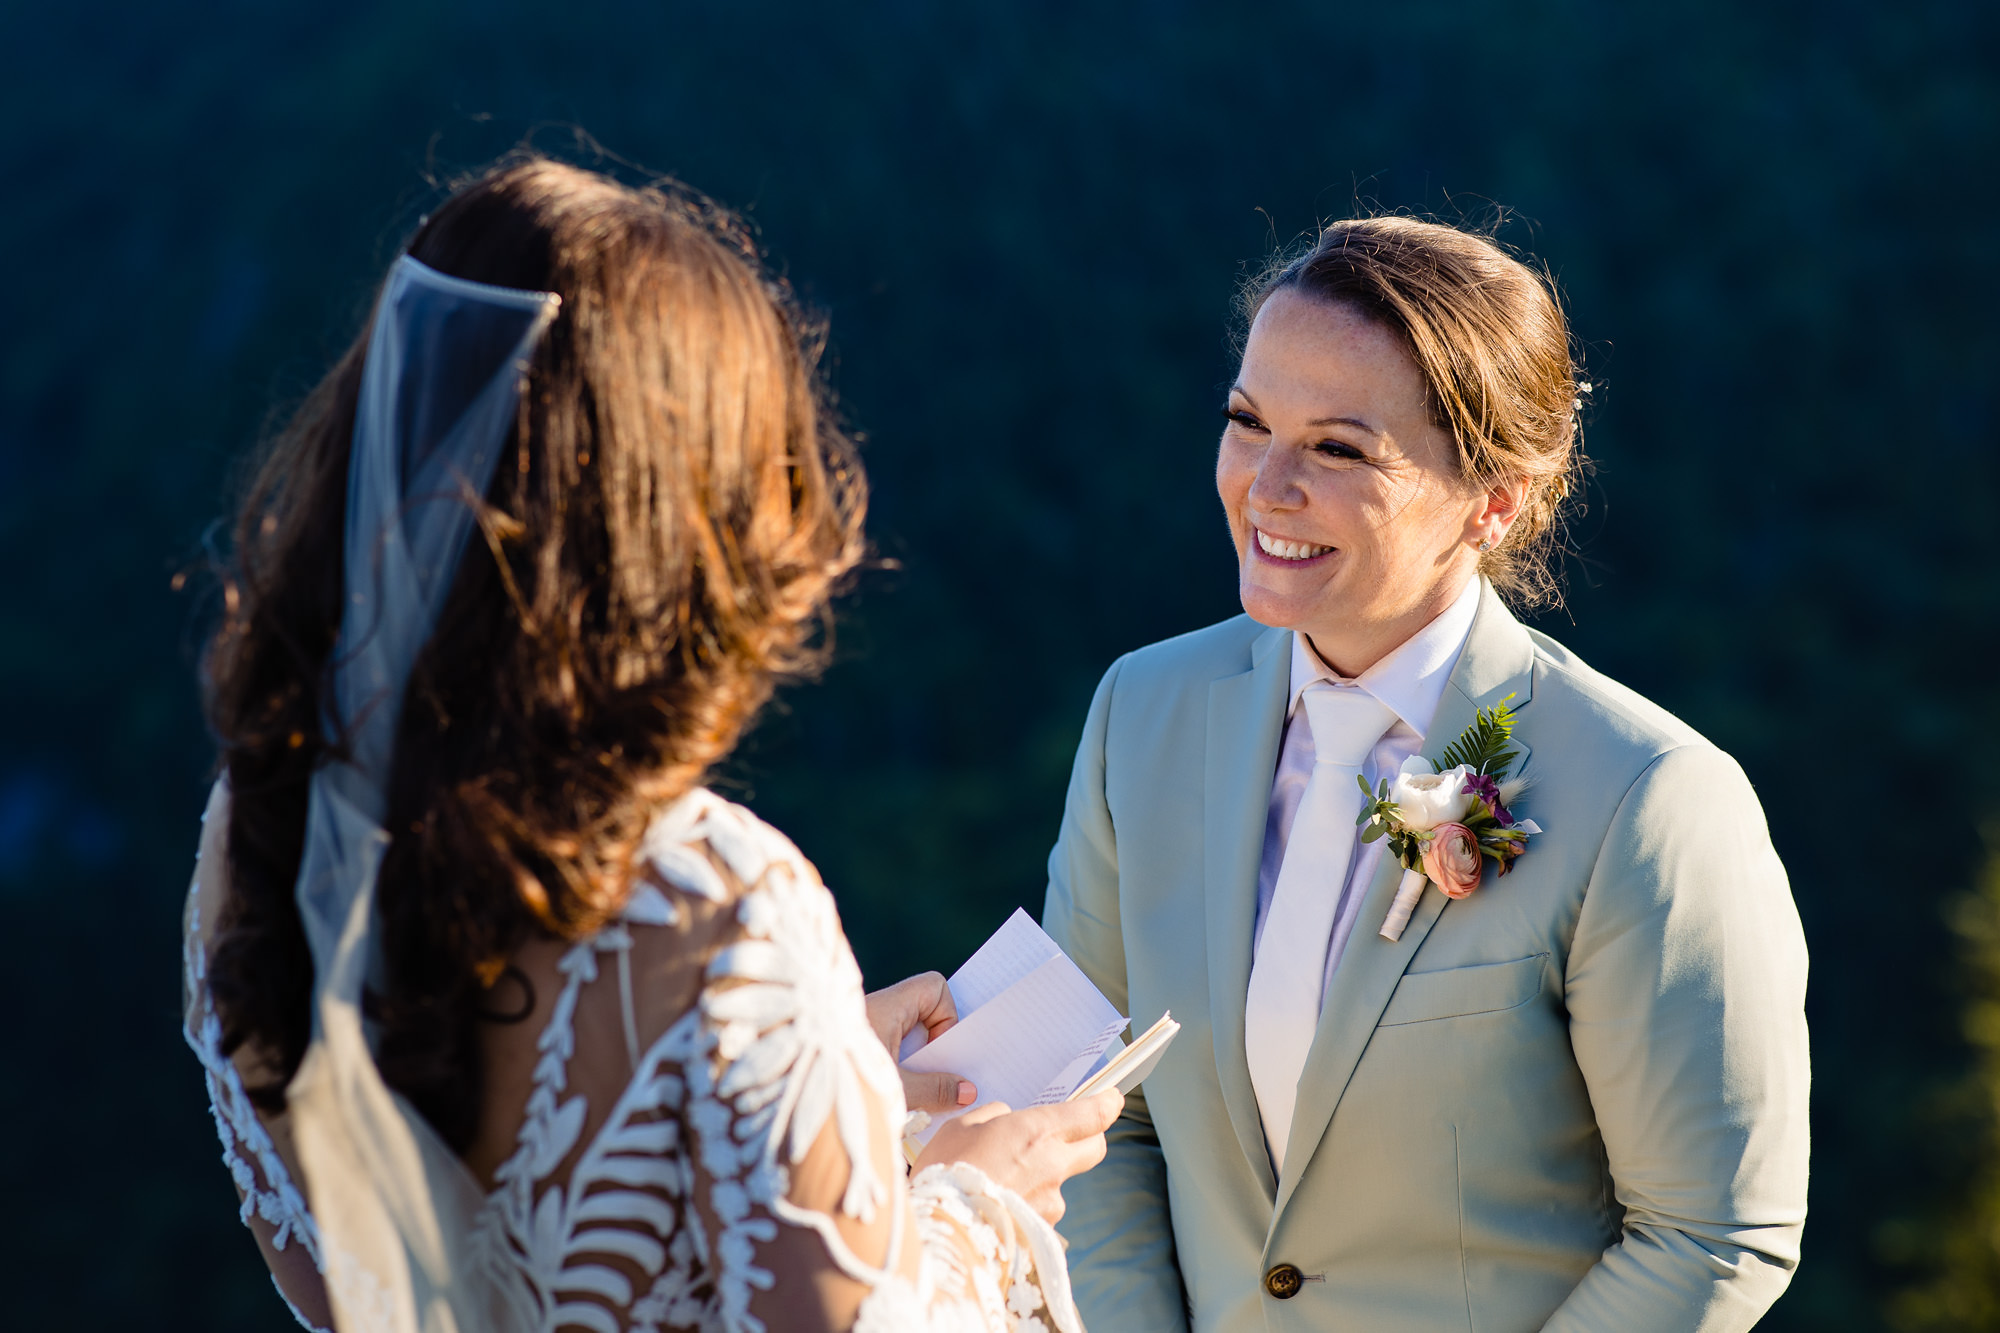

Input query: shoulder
[633,788,891,1121]
[1517,625,1760,825]
[617,788,873,1066]
[1524,626,1707,754]
[1096,613,1275,709]
[634,788,860,973]
[637,786,822,907]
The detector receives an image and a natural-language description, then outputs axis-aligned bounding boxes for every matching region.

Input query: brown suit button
[1265,1263,1304,1299]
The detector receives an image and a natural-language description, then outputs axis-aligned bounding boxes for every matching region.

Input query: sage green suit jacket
[1043,585,1809,1332]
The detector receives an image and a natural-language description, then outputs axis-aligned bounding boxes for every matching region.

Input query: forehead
[1238,289,1429,424]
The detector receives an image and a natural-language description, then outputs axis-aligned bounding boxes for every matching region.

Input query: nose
[1247,444,1306,515]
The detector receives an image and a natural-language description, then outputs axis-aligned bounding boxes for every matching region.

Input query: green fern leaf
[1433,694,1521,777]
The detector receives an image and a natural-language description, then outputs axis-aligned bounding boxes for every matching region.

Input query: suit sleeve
[1041,657,1191,1333]
[1542,744,1810,1332]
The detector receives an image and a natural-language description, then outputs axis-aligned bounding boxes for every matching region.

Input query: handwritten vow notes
[899,908,1179,1150]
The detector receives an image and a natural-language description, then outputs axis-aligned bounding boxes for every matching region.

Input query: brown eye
[1222,409,1263,430]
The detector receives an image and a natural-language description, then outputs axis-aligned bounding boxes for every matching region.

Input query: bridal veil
[283,255,558,1333]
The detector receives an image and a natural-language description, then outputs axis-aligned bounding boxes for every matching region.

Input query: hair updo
[1239,215,1587,609]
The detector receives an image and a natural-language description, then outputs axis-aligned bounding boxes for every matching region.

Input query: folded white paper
[899,908,1133,1147]
[1067,1011,1181,1102]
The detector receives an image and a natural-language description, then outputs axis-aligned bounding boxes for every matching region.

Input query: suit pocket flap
[1379,954,1548,1026]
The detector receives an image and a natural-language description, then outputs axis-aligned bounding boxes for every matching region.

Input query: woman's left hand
[865,972,977,1113]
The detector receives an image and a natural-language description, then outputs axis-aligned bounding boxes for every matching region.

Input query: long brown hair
[1241,215,1587,609]
[201,157,866,1150]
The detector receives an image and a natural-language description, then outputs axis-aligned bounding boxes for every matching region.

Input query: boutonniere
[1357,694,1543,942]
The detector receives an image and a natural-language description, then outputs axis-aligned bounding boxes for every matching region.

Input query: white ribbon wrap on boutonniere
[1358,696,1543,942]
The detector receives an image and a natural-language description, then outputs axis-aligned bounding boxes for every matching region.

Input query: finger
[900,1069,978,1113]
[909,971,959,1039]
[958,1101,1011,1126]
[1062,1129,1109,1176]
[1039,1089,1124,1141]
[863,979,918,1050]
[1082,1088,1126,1130]
[870,973,961,1051]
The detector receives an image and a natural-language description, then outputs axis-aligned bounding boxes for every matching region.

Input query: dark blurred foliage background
[1,0,1995,1326]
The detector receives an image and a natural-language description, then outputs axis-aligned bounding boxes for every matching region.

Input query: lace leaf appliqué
[190,785,1078,1333]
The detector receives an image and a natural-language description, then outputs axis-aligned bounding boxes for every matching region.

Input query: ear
[1464,474,1529,548]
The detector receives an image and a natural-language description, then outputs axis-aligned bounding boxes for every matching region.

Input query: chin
[1237,579,1324,632]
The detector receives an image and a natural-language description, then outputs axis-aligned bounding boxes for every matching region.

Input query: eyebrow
[1228,384,1384,437]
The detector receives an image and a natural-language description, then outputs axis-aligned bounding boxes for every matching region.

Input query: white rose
[1389,758,1476,831]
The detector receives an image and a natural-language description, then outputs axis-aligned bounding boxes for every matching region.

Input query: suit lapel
[1272,582,1539,1218]
[1204,625,1292,1202]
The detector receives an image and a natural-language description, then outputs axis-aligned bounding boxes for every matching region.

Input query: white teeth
[1256,529,1332,561]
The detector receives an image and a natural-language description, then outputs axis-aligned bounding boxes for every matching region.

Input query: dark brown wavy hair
[201,157,867,1151]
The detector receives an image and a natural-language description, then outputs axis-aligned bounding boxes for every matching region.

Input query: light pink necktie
[1244,683,1396,1171]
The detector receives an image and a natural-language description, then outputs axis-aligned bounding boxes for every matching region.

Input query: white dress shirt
[1250,576,1482,1004]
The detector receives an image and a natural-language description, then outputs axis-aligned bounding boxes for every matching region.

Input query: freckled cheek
[1299,474,1379,543]
[1332,501,1411,585]
[1215,445,1254,534]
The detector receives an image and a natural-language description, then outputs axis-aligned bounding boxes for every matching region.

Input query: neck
[1300,574,1477,679]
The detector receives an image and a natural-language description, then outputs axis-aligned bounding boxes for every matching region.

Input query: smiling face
[1217,288,1521,676]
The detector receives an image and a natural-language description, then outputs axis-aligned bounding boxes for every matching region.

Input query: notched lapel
[1436,581,1540,779]
[1272,582,1540,1219]
[1203,626,1291,1201]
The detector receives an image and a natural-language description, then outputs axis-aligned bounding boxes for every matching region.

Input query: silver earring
[1477,538,1492,553]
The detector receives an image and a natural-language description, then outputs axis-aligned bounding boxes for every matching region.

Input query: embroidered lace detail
[181,818,323,1271]
[898,1163,1080,1333]
[188,786,1077,1332]
[481,894,711,1333]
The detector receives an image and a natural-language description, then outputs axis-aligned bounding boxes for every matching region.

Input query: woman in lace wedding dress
[181,158,1119,1333]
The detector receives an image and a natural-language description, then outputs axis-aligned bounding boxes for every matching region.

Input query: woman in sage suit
[1042,217,1809,1332]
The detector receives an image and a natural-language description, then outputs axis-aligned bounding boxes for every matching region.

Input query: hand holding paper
[865,971,977,1112]
[912,1088,1126,1226]
[899,909,1179,1150]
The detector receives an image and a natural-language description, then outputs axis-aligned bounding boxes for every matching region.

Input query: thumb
[901,1069,977,1113]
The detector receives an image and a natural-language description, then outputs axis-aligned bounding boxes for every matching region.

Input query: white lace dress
[183,782,1080,1333]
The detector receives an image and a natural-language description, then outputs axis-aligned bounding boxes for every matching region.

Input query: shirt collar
[1287,576,1482,739]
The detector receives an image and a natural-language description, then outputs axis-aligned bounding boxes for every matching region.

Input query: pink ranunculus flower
[1422,822,1484,899]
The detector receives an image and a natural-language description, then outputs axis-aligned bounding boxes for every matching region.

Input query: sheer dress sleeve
[180,777,333,1332]
[645,793,1083,1333]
